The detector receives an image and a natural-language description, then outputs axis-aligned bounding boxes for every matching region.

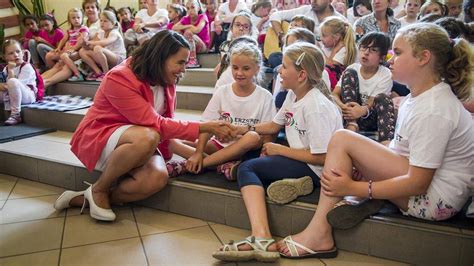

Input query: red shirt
[70,58,200,171]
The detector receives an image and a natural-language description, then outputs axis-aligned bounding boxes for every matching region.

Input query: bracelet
[361,105,370,119]
[368,179,373,200]
[247,124,256,132]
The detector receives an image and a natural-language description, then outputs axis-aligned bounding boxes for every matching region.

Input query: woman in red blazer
[54,30,234,221]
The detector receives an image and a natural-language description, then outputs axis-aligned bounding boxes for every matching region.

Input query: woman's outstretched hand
[200,121,238,143]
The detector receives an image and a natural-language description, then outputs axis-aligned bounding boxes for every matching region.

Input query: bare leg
[91,46,109,73]
[60,52,80,76]
[96,47,121,71]
[44,65,72,87]
[79,48,101,74]
[279,130,409,256]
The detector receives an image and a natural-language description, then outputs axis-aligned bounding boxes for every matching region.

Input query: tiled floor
[0,173,407,265]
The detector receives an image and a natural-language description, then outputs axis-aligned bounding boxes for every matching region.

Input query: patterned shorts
[402,188,459,221]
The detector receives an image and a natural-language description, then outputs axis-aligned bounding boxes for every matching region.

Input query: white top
[389,82,474,211]
[2,63,37,91]
[136,8,169,33]
[336,63,392,105]
[97,29,126,58]
[250,13,271,34]
[88,20,101,37]
[217,1,250,23]
[269,5,346,35]
[322,46,347,65]
[273,70,331,101]
[150,85,166,115]
[273,89,343,175]
[347,7,356,24]
[202,83,275,147]
[399,17,416,28]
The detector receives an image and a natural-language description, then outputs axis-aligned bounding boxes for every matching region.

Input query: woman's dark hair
[131,30,190,86]
[40,14,59,29]
[464,0,474,22]
[353,0,372,16]
[22,15,38,25]
[435,17,473,38]
[358,31,391,57]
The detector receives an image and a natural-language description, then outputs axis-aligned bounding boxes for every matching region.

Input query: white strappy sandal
[280,235,338,259]
[212,236,280,262]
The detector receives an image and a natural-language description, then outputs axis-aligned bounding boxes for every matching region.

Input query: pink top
[205,10,215,24]
[167,22,175,30]
[39,28,65,48]
[180,14,210,48]
[23,30,41,49]
[67,26,88,47]
[121,20,135,32]
[70,58,200,171]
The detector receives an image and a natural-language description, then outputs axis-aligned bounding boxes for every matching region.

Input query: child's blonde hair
[419,0,448,16]
[101,10,119,28]
[398,23,473,101]
[68,8,83,28]
[290,15,316,32]
[320,16,357,66]
[230,42,264,84]
[285,28,316,45]
[251,0,273,13]
[283,42,334,103]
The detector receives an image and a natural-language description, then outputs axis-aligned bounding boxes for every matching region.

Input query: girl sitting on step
[167,42,275,180]
[332,32,396,144]
[0,40,39,125]
[275,23,473,260]
[212,42,342,263]
[79,10,126,81]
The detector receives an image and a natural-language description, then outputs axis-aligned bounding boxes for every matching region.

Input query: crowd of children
[2,0,473,262]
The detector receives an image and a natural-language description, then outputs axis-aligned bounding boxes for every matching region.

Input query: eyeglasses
[233,23,250,30]
[359,46,380,54]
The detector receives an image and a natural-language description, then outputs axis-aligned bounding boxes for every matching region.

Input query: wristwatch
[247,124,256,132]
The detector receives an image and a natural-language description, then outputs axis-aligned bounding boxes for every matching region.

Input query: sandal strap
[222,236,276,252]
[283,236,317,257]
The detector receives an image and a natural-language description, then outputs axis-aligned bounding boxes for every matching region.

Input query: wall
[0,0,20,39]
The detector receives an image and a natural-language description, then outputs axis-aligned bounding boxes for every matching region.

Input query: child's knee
[28,39,37,48]
[242,131,262,149]
[59,53,70,60]
[374,93,393,106]
[93,45,103,53]
[6,78,20,88]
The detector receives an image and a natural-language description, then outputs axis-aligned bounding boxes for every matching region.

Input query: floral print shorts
[402,189,459,221]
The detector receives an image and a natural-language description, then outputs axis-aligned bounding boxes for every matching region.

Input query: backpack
[19,62,45,101]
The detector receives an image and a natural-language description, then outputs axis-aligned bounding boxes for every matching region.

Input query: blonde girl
[79,10,126,81]
[276,23,473,260]
[42,8,89,86]
[0,40,38,125]
[319,16,357,89]
[173,0,210,68]
[167,43,275,180]
[212,42,342,262]
[418,0,447,18]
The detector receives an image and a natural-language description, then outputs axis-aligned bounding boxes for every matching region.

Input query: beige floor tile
[9,179,64,199]
[0,195,64,224]
[0,174,17,201]
[142,226,222,265]
[238,258,325,266]
[60,238,147,266]
[0,218,64,257]
[322,250,408,266]
[62,207,139,248]
[0,250,59,266]
[134,207,208,236]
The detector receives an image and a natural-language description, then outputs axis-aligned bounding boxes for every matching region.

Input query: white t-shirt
[150,85,166,115]
[88,19,101,37]
[2,63,37,91]
[250,13,270,34]
[273,89,343,176]
[202,83,275,146]
[217,1,250,23]
[136,8,169,33]
[273,70,331,101]
[215,67,234,88]
[322,46,347,65]
[389,82,474,211]
[336,63,392,105]
[399,17,416,28]
[97,29,126,58]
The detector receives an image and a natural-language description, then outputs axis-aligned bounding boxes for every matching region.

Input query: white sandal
[280,236,338,259]
[212,236,280,262]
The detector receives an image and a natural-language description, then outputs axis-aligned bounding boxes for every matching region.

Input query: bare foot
[69,195,88,207]
[277,232,334,257]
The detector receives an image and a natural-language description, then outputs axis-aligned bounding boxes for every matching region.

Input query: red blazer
[70,59,200,171]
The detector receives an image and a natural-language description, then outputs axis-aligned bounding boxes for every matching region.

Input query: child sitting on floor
[167,43,275,180]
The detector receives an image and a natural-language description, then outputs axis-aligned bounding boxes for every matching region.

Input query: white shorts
[95,125,133,171]
[402,187,459,221]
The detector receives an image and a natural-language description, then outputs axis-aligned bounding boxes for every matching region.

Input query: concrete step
[0,132,472,265]
[178,68,217,87]
[22,108,204,133]
[197,53,220,68]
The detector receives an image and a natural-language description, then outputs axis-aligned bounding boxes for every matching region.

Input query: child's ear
[417,49,432,66]
[297,69,307,82]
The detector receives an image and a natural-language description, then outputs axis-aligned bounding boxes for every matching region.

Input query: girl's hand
[7,62,17,70]
[320,168,354,197]
[261,142,286,157]
[0,83,7,91]
[342,102,367,120]
[186,152,204,173]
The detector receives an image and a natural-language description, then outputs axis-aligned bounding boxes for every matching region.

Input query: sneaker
[216,160,240,181]
[166,160,187,177]
[186,58,201,69]
[95,73,106,82]
[266,176,314,204]
[4,114,22,126]
[68,73,84,82]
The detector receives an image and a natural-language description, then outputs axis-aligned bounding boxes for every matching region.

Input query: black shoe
[327,199,385,230]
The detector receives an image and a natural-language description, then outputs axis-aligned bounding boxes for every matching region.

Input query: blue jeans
[237,155,319,188]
